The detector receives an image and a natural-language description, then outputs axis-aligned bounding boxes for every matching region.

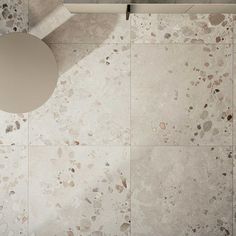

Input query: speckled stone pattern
[0,1,236,236]
[132,43,232,145]
[132,147,232,236]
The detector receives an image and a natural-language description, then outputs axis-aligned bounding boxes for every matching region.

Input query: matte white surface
[64,3,236,14]
[0,32,58,113]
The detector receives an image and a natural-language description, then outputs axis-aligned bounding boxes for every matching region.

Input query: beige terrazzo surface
[0,0,236,235]
[132,43,232,145]
[132,146,232,236]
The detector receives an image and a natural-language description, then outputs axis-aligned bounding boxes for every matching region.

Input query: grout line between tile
[27,1,29,234]
[0,144,234,147]
[131,42,233,46]
[231,14,234,236]
[47,42,131,45]
[26,144,233,147]
[27,112,30,236]
[232,47,234,235]
[129,15,132,236]
[47,42,233,46]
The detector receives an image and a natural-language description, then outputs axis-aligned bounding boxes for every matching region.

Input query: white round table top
[0,32,58,113]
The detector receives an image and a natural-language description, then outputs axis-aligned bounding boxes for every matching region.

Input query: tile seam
[27,145,234,147]
[47,42,233,45]
[27,0,30,235]
[129,14,132,236]
[232,13,234,236]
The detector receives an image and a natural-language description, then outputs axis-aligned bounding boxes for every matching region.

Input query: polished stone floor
[0,0,235,236]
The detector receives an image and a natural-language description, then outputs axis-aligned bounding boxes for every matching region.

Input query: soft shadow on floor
[28,1,123,75]
[44,13,122,75]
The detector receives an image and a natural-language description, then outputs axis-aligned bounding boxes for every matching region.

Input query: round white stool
[0,32,58,113]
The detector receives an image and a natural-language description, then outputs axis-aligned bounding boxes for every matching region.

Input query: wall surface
[0,0,236,236]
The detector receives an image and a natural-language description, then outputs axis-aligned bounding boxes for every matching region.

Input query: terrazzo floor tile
[0,0,28,35]
[29,146,130,236]
[131,14,233,44]
[44,14,130,44]
[131,44,232,145]
[29,43,130,145]
[131,146,233,236]
[0,146,28,236]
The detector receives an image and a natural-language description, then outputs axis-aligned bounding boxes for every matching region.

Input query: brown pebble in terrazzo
[203,121,212,132]
[116,185,124,193]
[121,177,127,188]
[5,125,13,133]
[208,75,213,80]
[9,190,15,196]
[67,231,74,236]
[203,47,211,52]
[164,33,171,39]
[159,122,166,130]
[216,36,221,43]
[220,226,230,236]
[15,121,20,129]
[214,89,220,93]
[227,114,232,121]
[200,110,209,120]
[120,223,130,232]
[228,152,232,158]
[208,14,225,26]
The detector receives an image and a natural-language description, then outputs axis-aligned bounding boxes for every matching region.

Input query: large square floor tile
[29,43,130,146]
[131,146,232,236]
[0,146,28,235]
[131,14,233,44]
[131,44,232,145]
[29,146,130,235]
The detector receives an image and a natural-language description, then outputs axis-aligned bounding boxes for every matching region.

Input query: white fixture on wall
[63,1,236,14]
[0,32,58,113]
